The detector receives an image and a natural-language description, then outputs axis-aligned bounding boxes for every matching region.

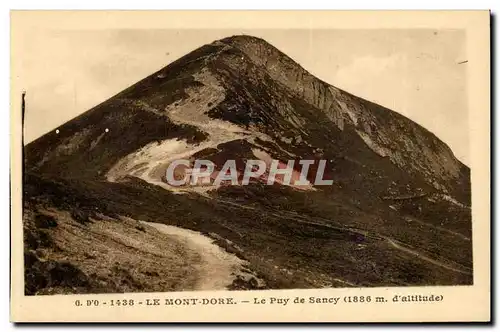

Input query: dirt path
[384,238,472,275]
[403,216,471,241]
[212,197,473,276]
[140,221,249,290]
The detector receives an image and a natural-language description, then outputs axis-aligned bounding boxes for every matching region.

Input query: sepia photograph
[10,10,490,323]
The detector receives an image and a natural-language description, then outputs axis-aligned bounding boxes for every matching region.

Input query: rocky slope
[23,35,472,294]
[223,36,468,199]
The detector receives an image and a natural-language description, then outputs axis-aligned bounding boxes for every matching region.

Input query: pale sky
[15,29,468,164]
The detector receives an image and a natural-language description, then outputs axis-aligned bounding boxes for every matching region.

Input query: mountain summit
[23,35,472,294]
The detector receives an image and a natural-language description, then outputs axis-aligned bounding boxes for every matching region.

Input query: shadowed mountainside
[23,35,472,294]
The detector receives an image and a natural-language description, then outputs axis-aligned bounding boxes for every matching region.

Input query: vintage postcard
[10,10,490,322]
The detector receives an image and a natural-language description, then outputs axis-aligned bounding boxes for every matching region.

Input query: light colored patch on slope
[251,148,273,164]
[105,69,250,193]
[89,132,106,150]
[106,138,190,182]
[439,194,470,209]
[166,68,246,135]
[106,67,301,194]
[336,100,358,126]
[247,134,297,159]
[355,130,391,158]
[141,221,264,290]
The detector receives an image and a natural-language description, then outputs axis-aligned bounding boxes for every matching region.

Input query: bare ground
[23,206,262,295]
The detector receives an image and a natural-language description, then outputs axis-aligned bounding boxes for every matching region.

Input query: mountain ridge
[22,35,473,294]
[26,34,469,204]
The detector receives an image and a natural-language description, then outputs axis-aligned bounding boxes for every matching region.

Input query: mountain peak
[219,34,269,45]
[26,34,470,202]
